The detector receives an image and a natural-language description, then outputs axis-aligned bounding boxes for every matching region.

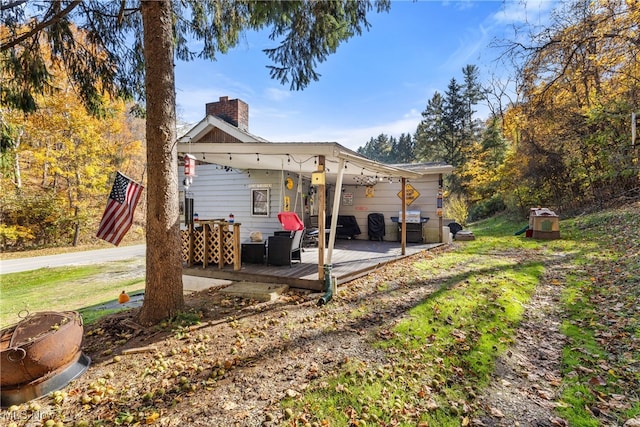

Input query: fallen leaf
[223,401,238,410]
[490,407,504,418]
[549,417,569,426]
[285,388,298,398]
[623,418,640,427]
[426,399,439,411]
[538,389,554,400]
[145,412,160,424]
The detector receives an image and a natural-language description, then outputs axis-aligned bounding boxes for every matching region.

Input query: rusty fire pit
[1,311,90,407]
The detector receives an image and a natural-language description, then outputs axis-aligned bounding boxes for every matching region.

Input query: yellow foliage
[1,26,145,246]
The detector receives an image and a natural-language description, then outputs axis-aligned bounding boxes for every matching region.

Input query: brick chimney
[205,96,249,132]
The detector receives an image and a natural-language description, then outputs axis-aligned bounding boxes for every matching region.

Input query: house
[176,96,454,289]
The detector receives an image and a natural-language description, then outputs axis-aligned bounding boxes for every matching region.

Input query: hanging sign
[365,186,375,198]
[397,183,420,206]
[285,177,294,190]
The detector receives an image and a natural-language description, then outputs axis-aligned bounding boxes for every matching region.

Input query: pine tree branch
[0,0,82,51]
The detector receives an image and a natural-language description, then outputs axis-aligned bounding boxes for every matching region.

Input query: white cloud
[264,87,291,102]
[251,105,297,121]
[254,109,422,151]
[443,24,489,70]
[492,0,556,25]
[175,70,257,123]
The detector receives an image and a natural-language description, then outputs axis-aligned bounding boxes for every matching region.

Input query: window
[251,188,269,217]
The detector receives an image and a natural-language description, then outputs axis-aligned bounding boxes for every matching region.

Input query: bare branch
[0,0,29,12]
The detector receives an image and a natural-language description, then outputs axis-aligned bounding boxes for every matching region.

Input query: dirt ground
[474,254,567,427]
[5,245,568,427]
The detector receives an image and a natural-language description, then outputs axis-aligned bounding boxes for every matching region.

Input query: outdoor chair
[304,215,319,247]
[267,229,304,267]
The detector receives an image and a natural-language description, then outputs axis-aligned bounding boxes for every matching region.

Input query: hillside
[2,202,639,427]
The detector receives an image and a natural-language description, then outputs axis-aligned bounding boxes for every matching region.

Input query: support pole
[401,177,406,255]
[317,156,326,280]
[438,173,444,243]
[318,158,345,306]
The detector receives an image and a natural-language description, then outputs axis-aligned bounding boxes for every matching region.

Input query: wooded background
[2,0,639,251]
[359,1,639,221]
[1,73,146,250]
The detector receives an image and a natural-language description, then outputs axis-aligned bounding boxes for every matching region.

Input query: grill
[390,212,429,243]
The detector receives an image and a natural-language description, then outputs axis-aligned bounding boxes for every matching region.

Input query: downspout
[318,157,346,305]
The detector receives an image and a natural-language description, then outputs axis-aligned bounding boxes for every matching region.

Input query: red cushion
[278,212,304,231]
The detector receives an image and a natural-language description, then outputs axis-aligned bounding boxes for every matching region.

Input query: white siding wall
[181,165,444,243]
[319,175,443,243]
[181,165,303,240]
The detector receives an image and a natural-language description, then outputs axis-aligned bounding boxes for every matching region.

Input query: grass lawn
[1,205,638,426]
[0,258,145,328]
[282,205,640,426]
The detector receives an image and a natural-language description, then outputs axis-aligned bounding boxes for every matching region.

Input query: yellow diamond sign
[397,183,420,206]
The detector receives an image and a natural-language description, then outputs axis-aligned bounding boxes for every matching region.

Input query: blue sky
[175,1,556,151]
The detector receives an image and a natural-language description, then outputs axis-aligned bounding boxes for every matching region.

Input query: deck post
[401,178,407,255]
[317,156,326,280]
[326,158,345,265]
[232,223,241,271]
[217,223,224,269]
[188,223,194,267]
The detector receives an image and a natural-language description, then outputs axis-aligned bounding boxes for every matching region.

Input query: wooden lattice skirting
[181,221,241,271]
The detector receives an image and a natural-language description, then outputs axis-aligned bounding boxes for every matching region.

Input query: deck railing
[180,220,241,270]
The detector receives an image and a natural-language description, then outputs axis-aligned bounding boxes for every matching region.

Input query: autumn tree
[4,94,143,246]
[499,0,640,210]
[460,115,509,219]
[1,0,391,324]
[0,34,144,250]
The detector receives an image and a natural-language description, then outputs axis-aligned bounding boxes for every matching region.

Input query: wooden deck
[183,239,443,291]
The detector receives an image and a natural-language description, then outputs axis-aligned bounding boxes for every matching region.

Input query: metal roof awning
[176,139,454,292]
[176,141,451,184]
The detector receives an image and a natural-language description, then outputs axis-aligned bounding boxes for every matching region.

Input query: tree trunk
[13,129,22,189]
[136,0,185,325]
[72,205,79,247]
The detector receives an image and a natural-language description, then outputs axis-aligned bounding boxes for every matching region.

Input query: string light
[353,175,378,186]
[256,153,260,162]
[228,153,232,161]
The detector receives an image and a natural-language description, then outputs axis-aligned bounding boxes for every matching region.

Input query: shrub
[470,194,507,220]
[444,193,470,226]
[0,190,74,250]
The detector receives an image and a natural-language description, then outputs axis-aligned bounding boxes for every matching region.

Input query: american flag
[96,172,144,246]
